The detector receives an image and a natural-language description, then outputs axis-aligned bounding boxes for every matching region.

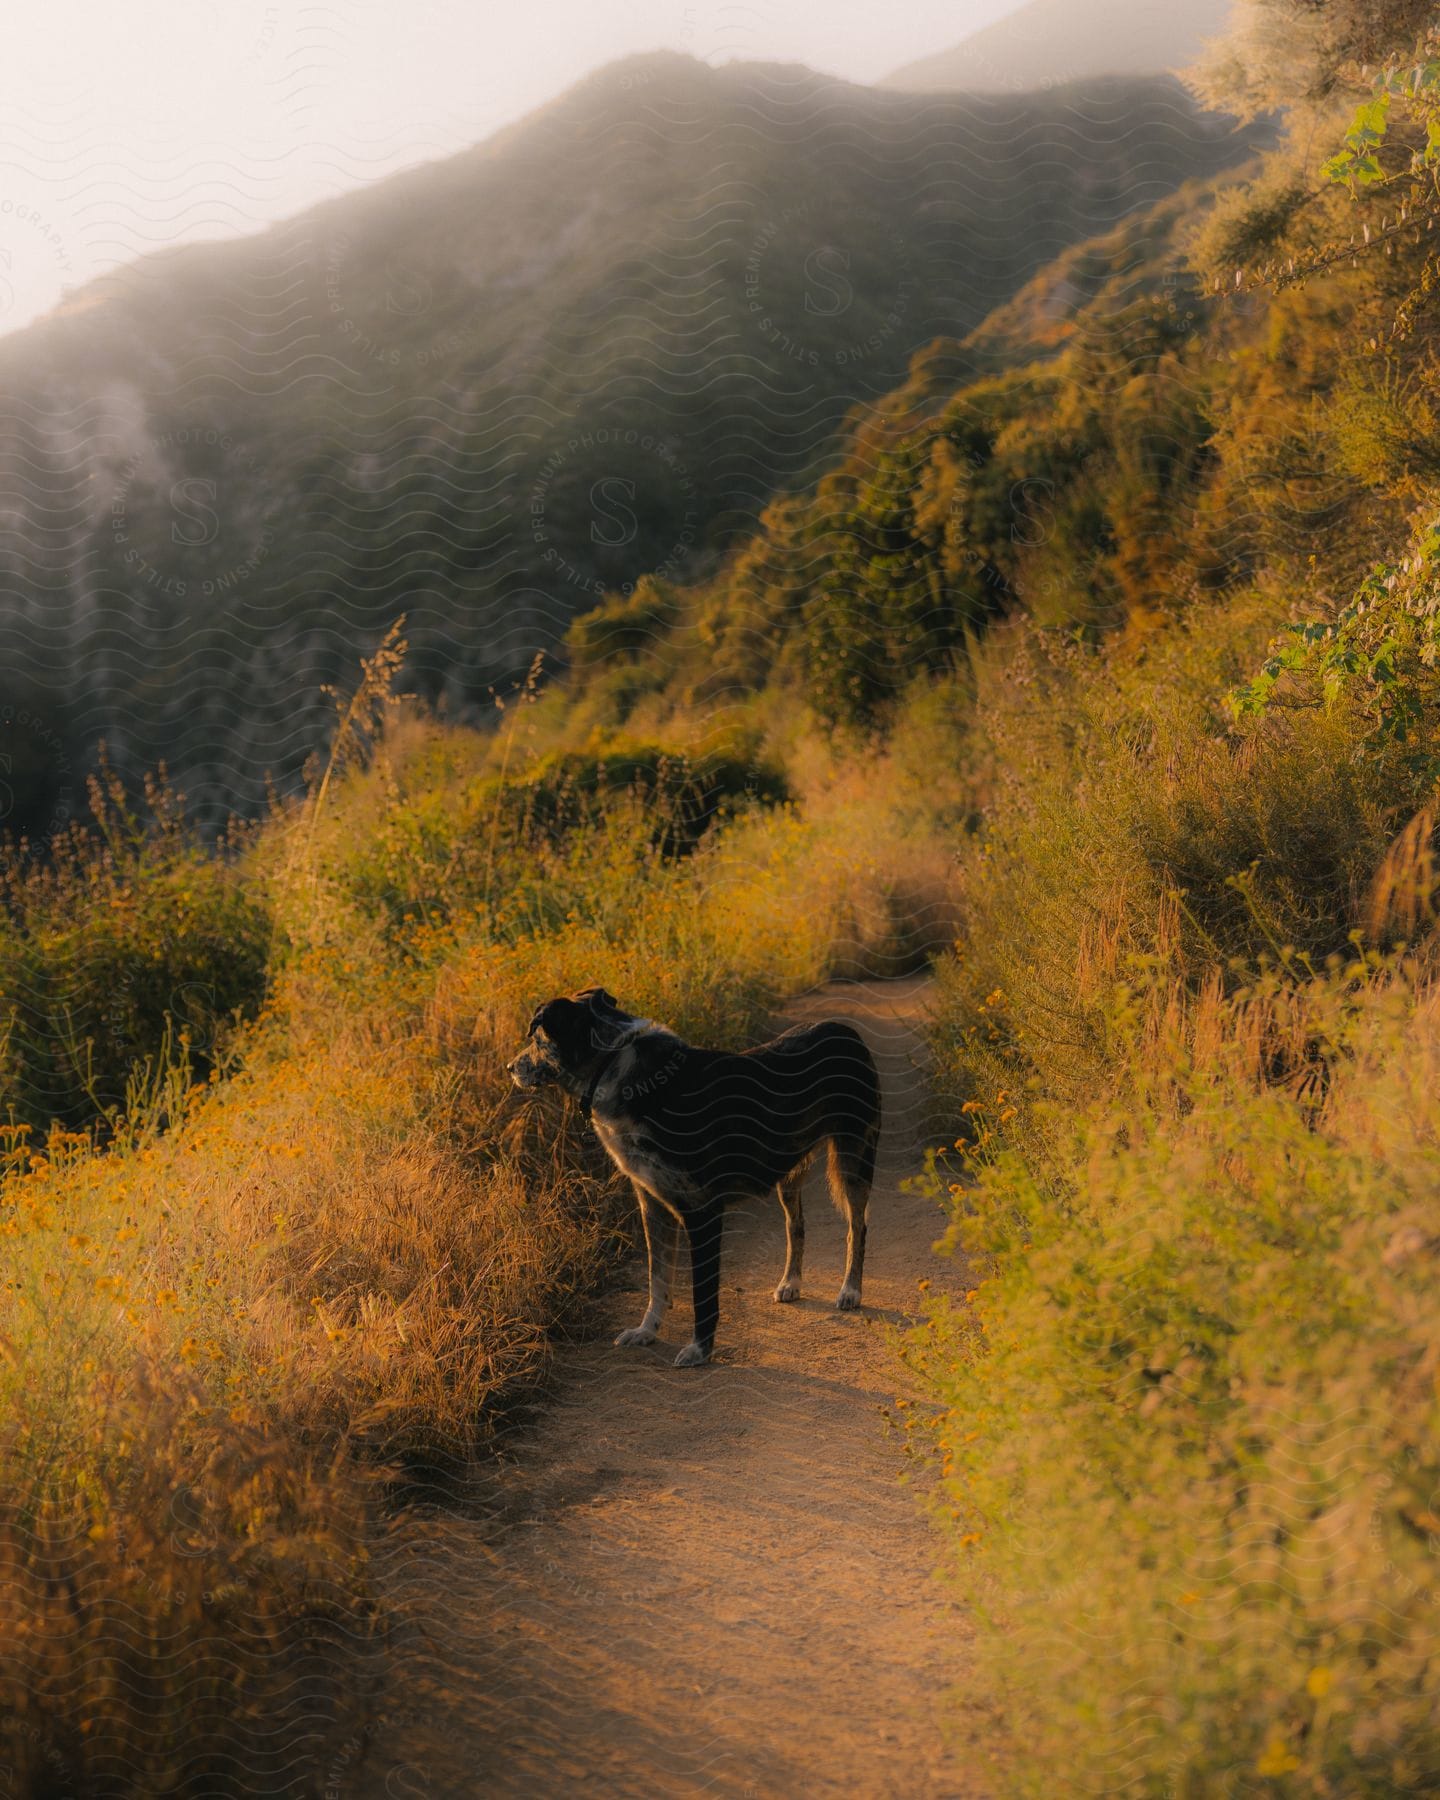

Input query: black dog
[507,988,882,1366]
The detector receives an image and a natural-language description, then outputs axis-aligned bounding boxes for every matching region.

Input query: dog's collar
[580,1045,625,1122]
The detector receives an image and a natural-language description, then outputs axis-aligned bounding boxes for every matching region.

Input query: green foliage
[792,431,1004,728]
[0,771,269,1134]
[1231,526,1440,788]
[1322,54,1440,188]
[1321,88,1393,187]
[914,563,1440,1792]
[316,725,790,950]
[910,963,1440,1796]
[592,303,1222,733]
[512,743,788,848]
[900,91,1440,1755]
[927,592,1404,1140]
[0,63,1264,826]
[564,172,1383,739]
[1190,6,1440,352]
[564,576,683,672]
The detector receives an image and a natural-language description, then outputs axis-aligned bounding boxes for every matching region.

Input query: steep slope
[0,53,1261,827]
[882,0,1232,92]
[555,171,1252,729]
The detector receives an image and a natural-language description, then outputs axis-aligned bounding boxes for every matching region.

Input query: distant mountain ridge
[882,0,1232,93]
[0,51,1263,828]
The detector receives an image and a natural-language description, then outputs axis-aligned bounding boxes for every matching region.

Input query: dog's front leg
[675,1201,724,1367]
[615,1184,677,1347]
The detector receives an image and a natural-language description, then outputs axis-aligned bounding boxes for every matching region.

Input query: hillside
[882,0,1232,92]
[9,2,1440,1792]
[550,170,1258,731]
[0,54,1263,830]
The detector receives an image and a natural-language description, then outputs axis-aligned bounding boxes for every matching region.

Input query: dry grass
[911,962,1440,1796]
[928,595,1401,1151]
[0,672,957,1792]
[0,1380,374,1798]
[911,587,1440,1793]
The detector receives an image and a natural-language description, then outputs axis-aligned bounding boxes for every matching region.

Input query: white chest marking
[592,1116,699,1206]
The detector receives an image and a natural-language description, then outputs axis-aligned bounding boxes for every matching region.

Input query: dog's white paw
[614,1324,658,1347]
[835,1285,862,1312]
[673,1341,710,1367]
[773,1281,801,1304]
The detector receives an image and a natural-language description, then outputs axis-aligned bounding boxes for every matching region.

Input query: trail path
[351,975,985,1800]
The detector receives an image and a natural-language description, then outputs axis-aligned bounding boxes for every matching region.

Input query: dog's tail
[826,1119,879,1214]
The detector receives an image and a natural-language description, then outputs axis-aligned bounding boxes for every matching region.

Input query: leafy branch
[1229,543,1440,780]
[1323,53,1440,190]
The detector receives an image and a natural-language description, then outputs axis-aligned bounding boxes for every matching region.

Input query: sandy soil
[348,974,986,1800]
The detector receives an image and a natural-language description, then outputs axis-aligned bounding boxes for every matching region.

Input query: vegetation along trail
[352,973,985,1800]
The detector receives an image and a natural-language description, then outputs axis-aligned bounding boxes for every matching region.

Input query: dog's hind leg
[829,1128,877,1311]
[675,1200,725,1367]
[773,1166,806,1303]
[615,1183,678,1347]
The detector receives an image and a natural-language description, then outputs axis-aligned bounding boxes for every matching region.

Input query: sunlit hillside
[0,54,1264,831]
[6,0,1440,1792]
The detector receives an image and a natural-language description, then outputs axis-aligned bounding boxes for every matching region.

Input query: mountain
[881,0,1233,93]
[556,168,1238,731]
[0,51,1264,829]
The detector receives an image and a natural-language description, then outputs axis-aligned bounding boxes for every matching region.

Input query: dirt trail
[351,975,984,1800]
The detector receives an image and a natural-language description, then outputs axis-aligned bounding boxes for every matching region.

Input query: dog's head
[506,986,632,1091]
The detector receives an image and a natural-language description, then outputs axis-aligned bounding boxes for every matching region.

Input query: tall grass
[930,596,1401,1151]
[0,650,953,1793]
[0,765,269,1135]
[911,589,1440,1793]
[911,961,1440,1795]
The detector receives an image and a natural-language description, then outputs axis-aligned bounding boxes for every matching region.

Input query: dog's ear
[574,986,623,1016]
[567,988,631,1055]
[528,997,574,1037]
[529,997,589,1060]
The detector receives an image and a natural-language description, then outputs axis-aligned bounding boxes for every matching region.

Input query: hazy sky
[0,0,1016,334]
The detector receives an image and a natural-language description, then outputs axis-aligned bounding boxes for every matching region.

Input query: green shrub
[511,741,788,849]
[931,594,1404,1143]
[563,575,682,670]
[913,546,1440,1790]
[317,726,791,949]
[0,776,270,1133]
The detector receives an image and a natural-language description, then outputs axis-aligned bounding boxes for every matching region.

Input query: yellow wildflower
[1255,1734,1300,1777]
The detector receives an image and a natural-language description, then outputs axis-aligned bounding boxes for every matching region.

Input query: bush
[0,773,270,1134]
[0,1380,373,1798]
[504,741,789,855]
[912,564,1440,1791]
[909,962,1440,1796]
[563,575,682,671]
[0,686,957,1787]
[305,717,791,949]
[930,594,1403,1146]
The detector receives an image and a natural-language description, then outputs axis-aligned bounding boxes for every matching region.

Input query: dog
[507,987,881,1366]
